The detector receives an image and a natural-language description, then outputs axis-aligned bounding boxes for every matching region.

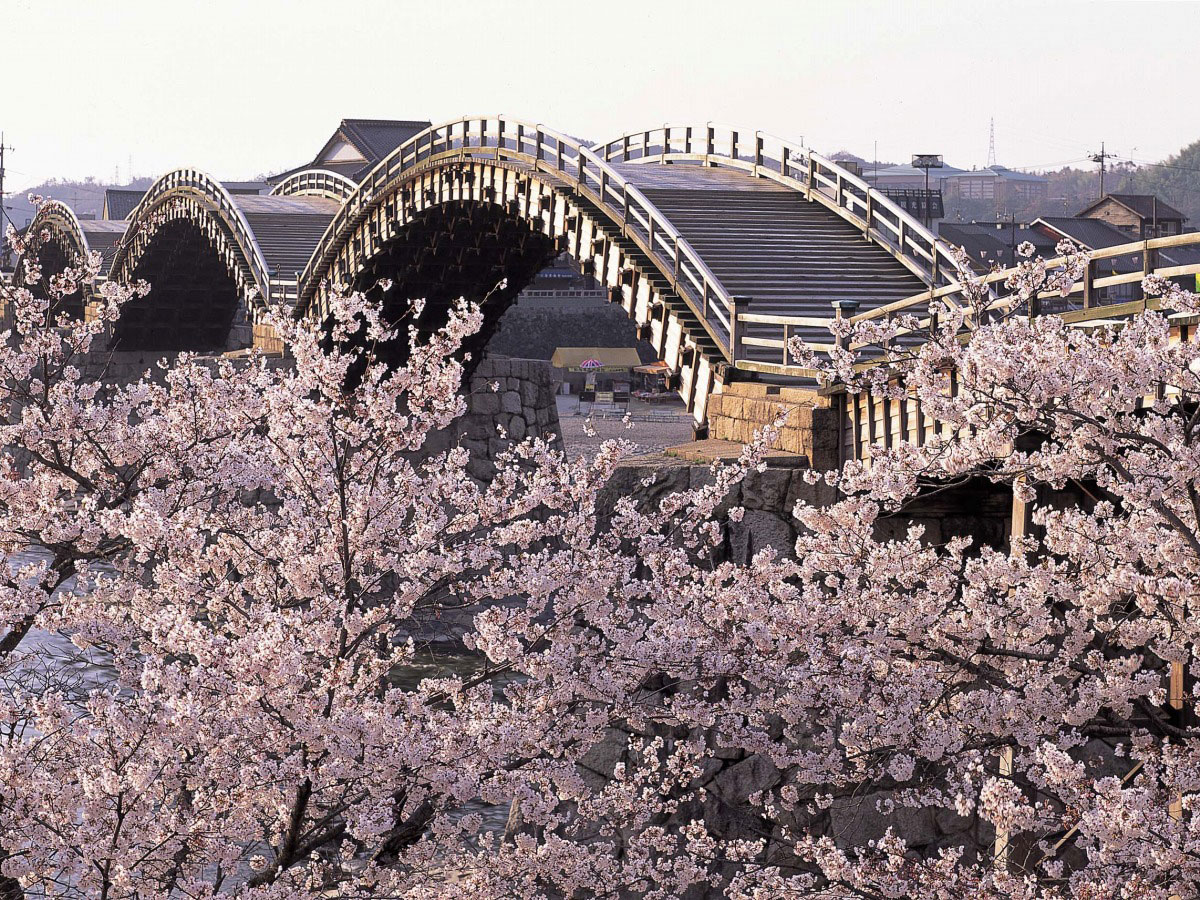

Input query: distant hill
[2,176,155,232]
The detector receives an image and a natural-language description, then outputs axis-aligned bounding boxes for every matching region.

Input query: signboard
[595,391,614,405]
[911,154,944,169]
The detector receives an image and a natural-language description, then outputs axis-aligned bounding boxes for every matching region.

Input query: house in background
[938,221,1056,272]
[102,189,146,220]
[866,161,967,189]
[1076,193,1187,239]
[271,119,432,185]
[942,166,1048,206]
[1031,216,1146,303]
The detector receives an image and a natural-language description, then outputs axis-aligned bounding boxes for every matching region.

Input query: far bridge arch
[106,169,272,352]
[16,201,127,322]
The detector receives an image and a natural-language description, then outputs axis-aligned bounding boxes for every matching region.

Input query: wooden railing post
[831,299,860,351]
[730,295,750,363]
[705,124,715,166]
[1143,239,1156,309]
[1082,258,1094,309]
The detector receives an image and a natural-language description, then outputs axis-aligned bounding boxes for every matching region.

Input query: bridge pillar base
[706,383,839,469]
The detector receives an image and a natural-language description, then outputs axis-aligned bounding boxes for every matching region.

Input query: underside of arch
[110,196,261,352]
[112,217,243,351]
[27,235,86,321]
[19,205,90,322]
[302,160,724,424]
[344,201,558,373]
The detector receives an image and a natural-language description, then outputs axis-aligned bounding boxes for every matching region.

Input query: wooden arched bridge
[15,116,1200,454]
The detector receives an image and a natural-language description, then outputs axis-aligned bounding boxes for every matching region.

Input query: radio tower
[987,117,996,168]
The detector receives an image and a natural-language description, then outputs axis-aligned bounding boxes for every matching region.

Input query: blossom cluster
[1,224,1200,899]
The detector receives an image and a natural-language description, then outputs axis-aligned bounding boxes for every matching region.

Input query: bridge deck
[614,163,927,365]
[231,195,340,279]
[79,220,129,267]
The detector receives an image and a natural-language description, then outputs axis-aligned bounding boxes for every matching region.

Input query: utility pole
[0,133,14,271]
[0,132,15,229]
[1090,142,1115,199]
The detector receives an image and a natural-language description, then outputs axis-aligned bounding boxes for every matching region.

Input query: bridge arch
[295,116,748,422]
[108,169,272,351]
[270,168,359,202]
[17,200,96,321]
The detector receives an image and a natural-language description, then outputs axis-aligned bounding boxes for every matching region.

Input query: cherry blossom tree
[1,217,1200,900]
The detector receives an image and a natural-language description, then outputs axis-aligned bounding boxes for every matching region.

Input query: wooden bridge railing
[270,168,359,202]
[593,123,981,300]
[837,300,1200,465]
[727,231,1200,378]
[117,168,274,307]
[19,200,93,268]
[295,116,741,360]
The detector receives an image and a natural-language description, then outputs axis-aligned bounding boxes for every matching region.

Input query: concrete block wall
[706,382,840,469]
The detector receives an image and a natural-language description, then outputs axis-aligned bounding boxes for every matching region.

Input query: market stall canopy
[550,347,643,373]
[634,361,672,376]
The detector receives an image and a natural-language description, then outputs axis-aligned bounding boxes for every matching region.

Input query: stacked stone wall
[422,357,563,482]
[707,382,839,469]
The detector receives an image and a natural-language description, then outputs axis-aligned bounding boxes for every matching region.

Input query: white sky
[2,0,1197,191]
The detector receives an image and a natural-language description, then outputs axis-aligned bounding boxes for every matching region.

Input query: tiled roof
[222,181,269,195]
[1083,193,1187,222]
[272,118,433,186]
[103,189,146,220]
[938,221,1056,270]
[338,119,430,165]
[1034,216,1134,250]
[946,166,1048,183]
[869,162,967,179]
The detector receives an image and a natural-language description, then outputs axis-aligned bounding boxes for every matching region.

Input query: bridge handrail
[734,230,1200,372]
[850,230,1200,325]
[270,168,359,202]
[296,116,740,357]
[591,122,979,300]
[21,199,93,262]
[117,168,273,303]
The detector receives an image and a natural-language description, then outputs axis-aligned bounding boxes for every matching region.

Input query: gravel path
[556,412,695,461]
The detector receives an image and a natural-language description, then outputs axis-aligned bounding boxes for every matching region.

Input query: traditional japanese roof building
[271,118,432,184]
